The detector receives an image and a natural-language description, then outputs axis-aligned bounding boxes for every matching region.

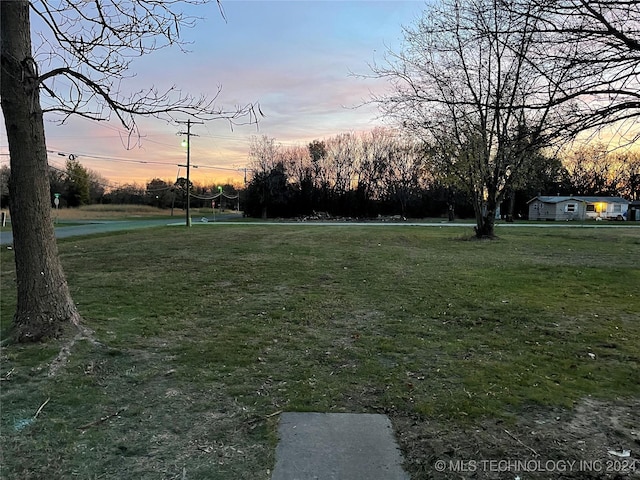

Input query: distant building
[527,196,630,221]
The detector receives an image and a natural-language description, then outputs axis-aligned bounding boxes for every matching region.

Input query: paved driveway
[0,214,243,245]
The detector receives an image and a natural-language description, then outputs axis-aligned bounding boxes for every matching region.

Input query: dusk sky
[0,1,428,188]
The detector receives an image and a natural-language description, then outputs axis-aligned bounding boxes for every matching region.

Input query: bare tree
[1,1,259,342]
[281,145,312,188]
[561,144,640,197]
[617,151,640,200]
[356,128,392,210]
[561,144,612,195]
[511,0,640,141]
[385,137,426,218]
[246,135,286,218]
[247,135,281,175]
[371,0,564,237]
[325,133,360,198]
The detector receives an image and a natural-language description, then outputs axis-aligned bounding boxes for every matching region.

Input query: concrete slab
[271,412,410,480]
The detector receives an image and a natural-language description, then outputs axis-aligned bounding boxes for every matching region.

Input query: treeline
[0,161,240,212]
[1,135,637,218]
[243,131,640,219]
[1,159,109,210]
[243,130,473,219]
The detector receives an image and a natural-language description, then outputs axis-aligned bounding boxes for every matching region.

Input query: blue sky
[0,1,427,186]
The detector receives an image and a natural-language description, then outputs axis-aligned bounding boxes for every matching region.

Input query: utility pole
[177,119,203,227]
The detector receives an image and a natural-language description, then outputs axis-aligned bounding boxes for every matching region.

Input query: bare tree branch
[28,0,260,137]
[506,0,640,142]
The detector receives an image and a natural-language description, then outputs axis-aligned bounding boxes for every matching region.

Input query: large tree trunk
[475,209,496,238]
[1,1,81,342]
[473,192,497,239]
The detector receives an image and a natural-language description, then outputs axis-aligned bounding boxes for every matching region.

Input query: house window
[614,204,621,213]
[587,204,595,212]
[566,203,576,212]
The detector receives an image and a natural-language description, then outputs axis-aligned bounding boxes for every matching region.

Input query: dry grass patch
[53,204,171,220]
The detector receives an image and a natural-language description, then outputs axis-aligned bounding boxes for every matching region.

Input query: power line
[190,191,239,200]
[46,149,179,167]
[42,148,247,172]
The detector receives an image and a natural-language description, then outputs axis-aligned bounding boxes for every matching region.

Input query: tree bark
[473,193,497,238]
[1,1,81,342]
[476,211,496,238]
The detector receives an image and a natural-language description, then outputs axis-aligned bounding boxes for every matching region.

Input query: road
[0,214,242,246]
[1,217,638,246]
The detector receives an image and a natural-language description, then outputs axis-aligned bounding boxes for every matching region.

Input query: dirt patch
[47,325,102,377]
[393,398,640,479]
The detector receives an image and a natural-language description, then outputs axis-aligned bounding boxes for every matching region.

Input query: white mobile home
[527,196,629,221]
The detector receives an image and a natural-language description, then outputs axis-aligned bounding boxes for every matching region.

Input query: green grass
[1,225,639,479]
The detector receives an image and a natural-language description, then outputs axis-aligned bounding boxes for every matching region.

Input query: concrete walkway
[271,412,410,480]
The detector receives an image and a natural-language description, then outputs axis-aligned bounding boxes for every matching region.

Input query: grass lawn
[53,204,175,220]
[1,225,639,479]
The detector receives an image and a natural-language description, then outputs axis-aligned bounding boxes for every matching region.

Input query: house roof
[527,196,630,205]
